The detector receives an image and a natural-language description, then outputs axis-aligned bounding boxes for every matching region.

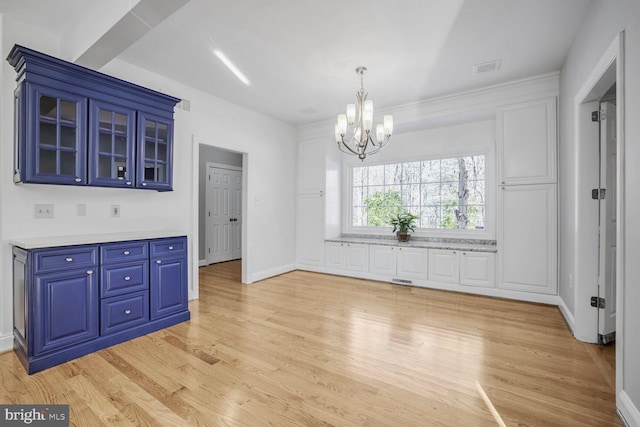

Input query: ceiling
[1,0,589,127]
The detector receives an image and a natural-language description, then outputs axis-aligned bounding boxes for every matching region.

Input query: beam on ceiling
[61,0,190,70]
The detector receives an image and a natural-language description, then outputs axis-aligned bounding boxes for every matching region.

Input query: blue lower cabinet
[34,268,98,355]
[151,239,188,319]
[12,235,189,374]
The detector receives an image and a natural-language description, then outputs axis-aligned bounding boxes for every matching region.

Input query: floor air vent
[392,278,413,285]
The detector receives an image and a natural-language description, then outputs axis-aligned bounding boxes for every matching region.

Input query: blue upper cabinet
[7,45,180,191]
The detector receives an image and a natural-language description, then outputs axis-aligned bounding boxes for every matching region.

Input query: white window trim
[341,145,496,240]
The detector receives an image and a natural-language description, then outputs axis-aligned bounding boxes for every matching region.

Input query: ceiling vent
[472,59,501,76]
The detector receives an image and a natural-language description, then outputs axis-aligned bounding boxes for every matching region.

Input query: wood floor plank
[0,260,620,426]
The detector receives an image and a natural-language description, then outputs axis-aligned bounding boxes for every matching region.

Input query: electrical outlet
[110,205,121,217]
[34,204,54,219]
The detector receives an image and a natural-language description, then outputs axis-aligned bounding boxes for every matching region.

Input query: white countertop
[9,231,187,249]
[326,236,497,253]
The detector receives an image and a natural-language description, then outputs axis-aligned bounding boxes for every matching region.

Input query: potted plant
[390,211,419,242]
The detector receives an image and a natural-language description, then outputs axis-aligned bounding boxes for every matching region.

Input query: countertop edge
[8,231,188,249]
[326,237,497,253]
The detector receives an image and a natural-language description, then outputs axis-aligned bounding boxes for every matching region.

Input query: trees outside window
[352,155,485,230]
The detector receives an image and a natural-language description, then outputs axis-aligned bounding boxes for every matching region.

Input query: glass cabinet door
[137,111,173,191]
[26,85,87,184]
[88,100,136,187]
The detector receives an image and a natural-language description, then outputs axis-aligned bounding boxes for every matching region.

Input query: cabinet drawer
[34,246,98,273]
[101,241,148,264]
[150,237,186,257]
[101,261,149,298]
[101,291,149,335]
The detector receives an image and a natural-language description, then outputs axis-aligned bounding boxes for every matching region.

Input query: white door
[598,101,616,343]
[206,165,242,264]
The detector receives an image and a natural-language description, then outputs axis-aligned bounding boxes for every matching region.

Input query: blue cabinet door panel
[137,111,173,191]
[88,99,136,188]
[150,257,187,320]
[34,269,98,355]
[100,260,149,298]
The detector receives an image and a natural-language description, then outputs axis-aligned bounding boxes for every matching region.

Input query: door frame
[573,32,625,411]
[205,162,243,265]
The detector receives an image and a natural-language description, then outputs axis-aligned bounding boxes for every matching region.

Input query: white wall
[559,0,640,424]
[0,15,297,351]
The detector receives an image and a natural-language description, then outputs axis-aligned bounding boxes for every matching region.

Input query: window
[351,155,485,230]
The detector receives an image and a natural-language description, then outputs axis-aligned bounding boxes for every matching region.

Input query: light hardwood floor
[0,261,620,426]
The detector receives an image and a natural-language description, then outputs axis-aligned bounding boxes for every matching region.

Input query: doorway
[198,144,243,266]
[572,32,625,408]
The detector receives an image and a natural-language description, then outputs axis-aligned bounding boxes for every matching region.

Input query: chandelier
[334,66,393,160]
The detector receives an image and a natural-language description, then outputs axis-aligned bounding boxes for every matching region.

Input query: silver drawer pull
[168,246,174,250]
[124,276,131,281]
[87,270,93,275]
[124,309,131,315]
[126,181,132,186]
[65,257,73,262]
[141,182,147,187]
[156,260,162,264]
[74,178,81,182]
[123,251,130,255]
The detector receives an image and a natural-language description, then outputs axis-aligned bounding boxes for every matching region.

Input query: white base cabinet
[369,245,397,276]
[368,245,428,280]
[428,249,495,287]
[460,251,496,287]
[428,250,459,284]
[325,242,369,272]
[397,247,429,279]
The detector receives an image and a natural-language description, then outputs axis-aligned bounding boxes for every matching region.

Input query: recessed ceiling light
[472,59,502,76]
[213,49,250,86]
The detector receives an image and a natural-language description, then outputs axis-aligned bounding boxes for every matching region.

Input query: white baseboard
[198,259,208,267]
[249,264,296,283]
[0,332,13,353]
[619,390,640,427]
[557,297,576,336]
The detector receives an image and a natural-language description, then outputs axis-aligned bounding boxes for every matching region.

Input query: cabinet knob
[168,246,174,250]
[141,182,148,187]
[124,309,131,315]
[126,181,132,186]
[65,257,73,262]
[87,270,93,275]
[124,276,131,281]
[156,260,162,264]
[123,251,130,255]
[75,178,81,183]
